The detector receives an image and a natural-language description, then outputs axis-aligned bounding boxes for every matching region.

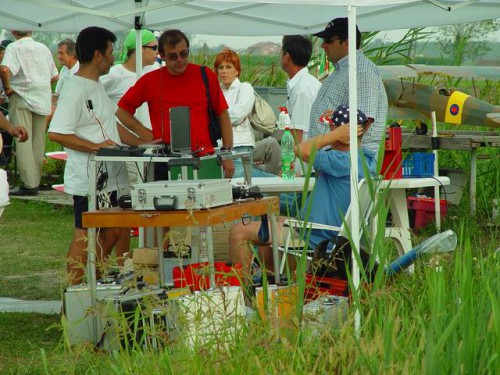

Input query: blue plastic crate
[402,153,435,178]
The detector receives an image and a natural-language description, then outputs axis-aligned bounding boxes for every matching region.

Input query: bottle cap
[284,126,290,130]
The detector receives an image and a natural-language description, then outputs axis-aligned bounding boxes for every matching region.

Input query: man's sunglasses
[164,49,190,62]
[143,45,158,51]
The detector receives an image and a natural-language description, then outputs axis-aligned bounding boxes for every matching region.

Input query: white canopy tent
[2,0,499,333]
[1,1,499,35]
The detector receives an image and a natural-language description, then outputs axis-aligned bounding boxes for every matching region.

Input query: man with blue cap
[309,17,387,158]
[229,105,377,277]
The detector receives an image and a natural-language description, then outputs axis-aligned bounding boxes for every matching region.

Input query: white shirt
[55,62,79,95]
[221,78,255,148]
[287,67,321,141]
[1,37,58,115]
[287,67,321,176]
[49,75,129,196]
[100,64,156,129]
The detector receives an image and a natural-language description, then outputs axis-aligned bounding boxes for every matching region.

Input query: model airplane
[379,65,500,129]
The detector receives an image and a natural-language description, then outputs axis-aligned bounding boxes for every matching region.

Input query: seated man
[229,105,377,276]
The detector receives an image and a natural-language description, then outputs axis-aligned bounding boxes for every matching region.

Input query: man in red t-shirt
[117,29,234,177]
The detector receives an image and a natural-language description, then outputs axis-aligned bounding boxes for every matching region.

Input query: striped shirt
[309,50,388,155]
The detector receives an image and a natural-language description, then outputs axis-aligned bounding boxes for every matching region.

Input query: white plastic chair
[279,177,381,273]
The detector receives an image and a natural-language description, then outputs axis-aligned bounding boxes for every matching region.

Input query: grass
[0,200,71,300]
[0,194,498,373]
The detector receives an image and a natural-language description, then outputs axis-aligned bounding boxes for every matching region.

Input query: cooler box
[173,262,243,291]
[407,196,447,231]
[381,125,403,180]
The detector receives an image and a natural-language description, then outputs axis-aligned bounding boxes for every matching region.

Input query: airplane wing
[387,107,429,122]
[378,65,418,79]
[379,64,500,80]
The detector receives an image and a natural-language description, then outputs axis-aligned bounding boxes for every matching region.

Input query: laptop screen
[169,106,191,154]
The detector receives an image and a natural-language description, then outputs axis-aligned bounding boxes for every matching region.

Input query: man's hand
[10,126,28,142]
[333,124,364,144]
[221,159,235,178]
[95,139,117,151]
[320,109,334,120]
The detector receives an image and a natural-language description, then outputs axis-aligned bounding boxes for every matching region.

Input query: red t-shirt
[118,63,228,154]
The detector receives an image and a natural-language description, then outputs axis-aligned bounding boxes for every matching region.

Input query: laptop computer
[169,106,191,156]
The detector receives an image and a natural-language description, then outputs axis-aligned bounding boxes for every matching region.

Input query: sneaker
[10,186,39,196]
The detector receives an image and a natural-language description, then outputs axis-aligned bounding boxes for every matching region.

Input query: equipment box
[63,284,123,345]
[130,179,233,211]
[98,288,171,351]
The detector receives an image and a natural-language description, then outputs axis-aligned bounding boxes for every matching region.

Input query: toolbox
[130,179,233,211]
[63,284,124,345]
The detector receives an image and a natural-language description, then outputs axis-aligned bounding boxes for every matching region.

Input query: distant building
[246,42,281,55]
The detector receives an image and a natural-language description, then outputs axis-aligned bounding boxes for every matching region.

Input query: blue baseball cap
[331,105,368,126]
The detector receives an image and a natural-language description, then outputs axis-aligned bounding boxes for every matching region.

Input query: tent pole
[347,5,361,337]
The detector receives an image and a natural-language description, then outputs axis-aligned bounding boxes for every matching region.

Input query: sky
[191,27,500,49]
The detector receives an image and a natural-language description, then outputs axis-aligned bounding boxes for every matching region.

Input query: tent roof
[2,1,499,35]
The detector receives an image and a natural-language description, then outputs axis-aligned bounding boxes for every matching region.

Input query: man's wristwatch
[220,146,232,152]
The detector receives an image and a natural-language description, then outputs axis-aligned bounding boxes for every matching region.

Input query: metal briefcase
[130,179,233,211]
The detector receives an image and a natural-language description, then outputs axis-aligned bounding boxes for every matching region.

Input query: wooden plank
[82,197,279,229]
[402,129,499,137]
[402,135,474,150]
[402,133,500,150]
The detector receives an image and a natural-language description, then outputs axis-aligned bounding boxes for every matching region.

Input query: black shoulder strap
[200,66,212,105]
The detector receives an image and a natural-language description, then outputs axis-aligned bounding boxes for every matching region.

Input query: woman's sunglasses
[143,45,158,52]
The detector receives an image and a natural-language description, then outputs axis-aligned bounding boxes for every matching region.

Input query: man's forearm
[296,132,336,162]
[0,69,10,90]
[117,124,142,146]
[116,107,153,142]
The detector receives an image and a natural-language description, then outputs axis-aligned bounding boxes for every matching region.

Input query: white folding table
[232,176,450,255]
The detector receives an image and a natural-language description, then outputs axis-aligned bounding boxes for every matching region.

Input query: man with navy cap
[229,105,377,277]
[309,17,387,158]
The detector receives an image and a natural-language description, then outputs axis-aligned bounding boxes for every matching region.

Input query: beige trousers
[252,137,282,175]
[9,93,46,189]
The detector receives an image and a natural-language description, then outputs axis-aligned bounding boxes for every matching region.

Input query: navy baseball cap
[331,105,368,126]
[313,17,361,41]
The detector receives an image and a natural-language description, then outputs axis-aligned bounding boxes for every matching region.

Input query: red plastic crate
[304,273,349,302]
[407,197,447,231]
[173,262,243,291]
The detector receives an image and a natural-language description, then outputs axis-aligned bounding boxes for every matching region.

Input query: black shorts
[73,191,118,229]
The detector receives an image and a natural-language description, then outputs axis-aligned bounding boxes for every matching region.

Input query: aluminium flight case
[130,179,233,211]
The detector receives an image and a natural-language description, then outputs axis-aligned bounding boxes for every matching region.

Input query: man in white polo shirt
[280,34,321,176]
[0,30,58,196]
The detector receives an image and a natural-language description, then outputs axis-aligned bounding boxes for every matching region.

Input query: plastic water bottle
[198,227,208,262]
[385,229,457,276]
[281,126,295,180]
[278,107,290,129]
